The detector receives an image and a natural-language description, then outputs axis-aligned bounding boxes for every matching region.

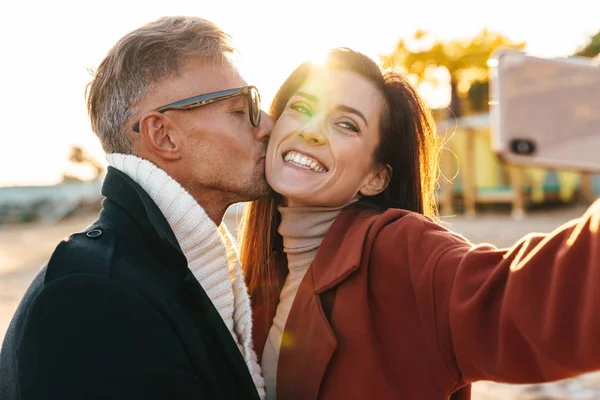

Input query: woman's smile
[282,150,328,173]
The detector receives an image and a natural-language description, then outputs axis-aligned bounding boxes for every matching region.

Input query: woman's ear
[359,164,392,197]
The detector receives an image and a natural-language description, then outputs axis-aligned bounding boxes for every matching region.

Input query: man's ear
[137,112,182,161]
[359,164,392,197]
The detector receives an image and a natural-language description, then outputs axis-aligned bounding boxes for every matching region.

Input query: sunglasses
[132,85,261,132]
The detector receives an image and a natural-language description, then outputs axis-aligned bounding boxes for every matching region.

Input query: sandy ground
[1,203,599,399]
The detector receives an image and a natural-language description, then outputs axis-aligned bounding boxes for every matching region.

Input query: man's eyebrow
[231,95,246,105]
[335,104,368,127]
[219,95,245,110]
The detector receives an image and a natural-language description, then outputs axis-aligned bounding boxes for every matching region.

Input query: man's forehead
[152,61,246,104]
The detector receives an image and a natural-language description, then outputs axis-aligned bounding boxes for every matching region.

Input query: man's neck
[199,203,227,226]
[190,190,232,226]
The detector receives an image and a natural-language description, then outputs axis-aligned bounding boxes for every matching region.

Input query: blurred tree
[467,80,489,113]
[61,173,84,183]
[574,30,600,58]
[381,29,526,118]
[67,145,105,180]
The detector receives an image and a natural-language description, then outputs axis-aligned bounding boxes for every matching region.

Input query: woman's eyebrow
[335,104,368,126]
[295,91,319,103]
[295,91,368,126]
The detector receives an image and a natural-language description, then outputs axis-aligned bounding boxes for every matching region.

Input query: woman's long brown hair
[239,48,440,304]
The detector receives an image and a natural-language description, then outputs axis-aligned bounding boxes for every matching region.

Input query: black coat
[0,167,260,400]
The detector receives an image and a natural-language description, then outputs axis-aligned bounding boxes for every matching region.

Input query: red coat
[251,201,600,399]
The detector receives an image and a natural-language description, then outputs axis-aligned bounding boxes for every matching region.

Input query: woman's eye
[337,121,359,133]
[233,109,247,116]
[290,103,312,116]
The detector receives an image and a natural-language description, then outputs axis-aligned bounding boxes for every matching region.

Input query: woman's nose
[298,129,328,145]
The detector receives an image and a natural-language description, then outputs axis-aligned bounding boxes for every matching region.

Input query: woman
[239,48,600,399]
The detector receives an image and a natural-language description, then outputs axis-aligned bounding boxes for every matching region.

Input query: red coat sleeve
[428,199,600,384]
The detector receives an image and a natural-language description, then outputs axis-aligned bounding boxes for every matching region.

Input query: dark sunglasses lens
[250,87,261,127]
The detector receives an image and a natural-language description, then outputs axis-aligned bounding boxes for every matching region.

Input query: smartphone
[489,50,600,172]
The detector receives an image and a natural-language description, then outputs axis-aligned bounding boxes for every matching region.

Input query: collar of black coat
[100,166,183,258]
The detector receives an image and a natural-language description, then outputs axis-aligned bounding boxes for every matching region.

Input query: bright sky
[1,0,598,187]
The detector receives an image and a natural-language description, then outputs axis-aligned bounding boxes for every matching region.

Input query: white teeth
[283,151,327,172]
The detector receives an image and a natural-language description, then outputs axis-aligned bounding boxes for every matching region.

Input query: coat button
[86,229,103,238]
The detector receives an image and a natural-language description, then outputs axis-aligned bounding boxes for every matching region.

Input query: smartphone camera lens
[509,138,536,155]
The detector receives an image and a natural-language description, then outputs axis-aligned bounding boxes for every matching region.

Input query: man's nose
[254,111,273,141]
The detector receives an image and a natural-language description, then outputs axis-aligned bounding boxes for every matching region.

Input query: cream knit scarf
[106,154,265,399]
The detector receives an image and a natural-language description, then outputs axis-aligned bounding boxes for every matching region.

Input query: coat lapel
[311,205,378,293]
[276,204,381,399]
[181,271,259,399]
[103,167,259,399]
[251,252,288,361]
[277,267,337,399]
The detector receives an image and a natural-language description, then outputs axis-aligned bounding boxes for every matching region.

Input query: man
[0,16,271,399]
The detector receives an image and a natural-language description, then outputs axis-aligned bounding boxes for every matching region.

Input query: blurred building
[0,180,103,225]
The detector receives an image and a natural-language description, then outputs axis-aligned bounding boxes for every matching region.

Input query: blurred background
[1,1,599,398]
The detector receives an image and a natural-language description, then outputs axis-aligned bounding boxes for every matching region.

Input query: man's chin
[252,180,272,200]
[238,178,272,202]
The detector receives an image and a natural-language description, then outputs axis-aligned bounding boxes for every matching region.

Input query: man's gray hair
[86,16,235,153]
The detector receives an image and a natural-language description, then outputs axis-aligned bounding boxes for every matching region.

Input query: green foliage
[575,30,600,58]
[66,145,105,181]
[381,30,526,117]
[467,80,489,113]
